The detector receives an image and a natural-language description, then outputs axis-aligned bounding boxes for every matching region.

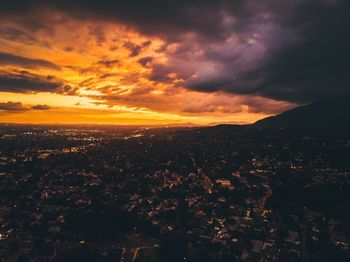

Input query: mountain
[254,97,350,136]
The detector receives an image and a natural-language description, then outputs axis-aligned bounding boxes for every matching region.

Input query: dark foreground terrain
[1,98,350,261]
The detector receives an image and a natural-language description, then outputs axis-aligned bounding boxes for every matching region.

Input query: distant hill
[254,97,350,136]
[193,97,350,137]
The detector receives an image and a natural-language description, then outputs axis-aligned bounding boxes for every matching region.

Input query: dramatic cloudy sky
[0,0,348,125]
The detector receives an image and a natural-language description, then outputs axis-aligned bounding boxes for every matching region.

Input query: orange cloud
[0,13,296,125]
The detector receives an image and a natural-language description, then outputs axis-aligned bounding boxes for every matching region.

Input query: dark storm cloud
[251,0,350,103]
[0,101,51,113]
[0,27,39,45]
[185,0,350,104]
[0,52,61,71]
[31,104,51,110]
[0,26,52,48]
[168,0,350,103]
[96,59,120,68]
[123,41,151,58]
[138,57,153,67]
[0,101,28,112]
[123,42,140,57]
[0,0,237,40]
[0,70,63,93]
[88,26,106,46]
[1,0,349,103]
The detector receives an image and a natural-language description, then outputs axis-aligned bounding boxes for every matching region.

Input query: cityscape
[1,100,350,261]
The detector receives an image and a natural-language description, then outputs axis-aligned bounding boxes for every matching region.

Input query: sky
[0,0,348,125]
